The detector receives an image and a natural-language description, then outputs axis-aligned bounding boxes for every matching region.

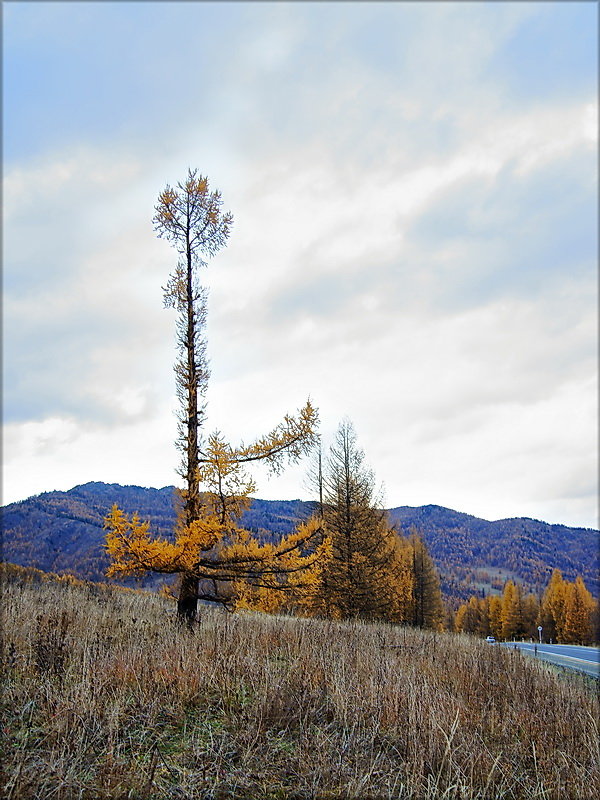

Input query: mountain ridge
[2,481,598,604]
[7,482,598,531]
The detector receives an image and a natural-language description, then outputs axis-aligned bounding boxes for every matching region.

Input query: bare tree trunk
[178,238,200,624]
[185,243,200,522]
[177,572,199,628]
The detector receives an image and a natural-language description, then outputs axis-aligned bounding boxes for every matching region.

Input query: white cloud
[3,407,179,506]
[3,2,597,529]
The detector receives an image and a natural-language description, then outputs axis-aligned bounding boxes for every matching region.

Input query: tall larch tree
[155,169,231,619]
[105,170,320,623]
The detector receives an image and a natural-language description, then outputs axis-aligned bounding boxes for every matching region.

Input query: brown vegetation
[2,565,599,799]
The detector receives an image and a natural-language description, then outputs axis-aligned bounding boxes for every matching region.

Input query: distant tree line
[454,570,599,645]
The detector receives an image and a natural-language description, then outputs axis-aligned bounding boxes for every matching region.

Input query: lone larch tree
[105,169,320,623]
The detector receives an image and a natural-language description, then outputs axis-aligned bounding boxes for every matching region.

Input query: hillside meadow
[1,565,599,800]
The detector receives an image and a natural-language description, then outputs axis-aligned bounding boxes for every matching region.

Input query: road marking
[545,654,597,666]
[505,645,600,674]
[516,649,597,665]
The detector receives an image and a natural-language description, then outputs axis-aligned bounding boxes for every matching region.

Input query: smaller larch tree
[298,420,415,622]
[539,568,567,642]
[500,580,524,641]
[455,596,483,635]
[562,576,595,645]
[409,529,445,630]
[487,595,503,640]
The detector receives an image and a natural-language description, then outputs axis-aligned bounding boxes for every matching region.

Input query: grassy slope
[2,567,599,800]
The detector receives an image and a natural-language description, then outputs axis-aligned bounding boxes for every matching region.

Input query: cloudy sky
[4,1,598,529]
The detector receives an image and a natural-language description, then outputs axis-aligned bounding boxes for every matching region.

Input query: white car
[485,636,496,644]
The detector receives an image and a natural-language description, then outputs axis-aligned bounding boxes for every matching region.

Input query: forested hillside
[1,483,178,589]
[2,482,598,603]
[387,505,599,602]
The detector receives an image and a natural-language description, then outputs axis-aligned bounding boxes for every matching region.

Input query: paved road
[500,642,600,678]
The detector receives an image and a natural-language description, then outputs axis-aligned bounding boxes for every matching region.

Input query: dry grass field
[2,566,599,799]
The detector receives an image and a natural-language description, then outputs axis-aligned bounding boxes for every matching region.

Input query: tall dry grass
[1,566,598,799]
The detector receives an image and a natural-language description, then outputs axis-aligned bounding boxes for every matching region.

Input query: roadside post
[537,625,542,644]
